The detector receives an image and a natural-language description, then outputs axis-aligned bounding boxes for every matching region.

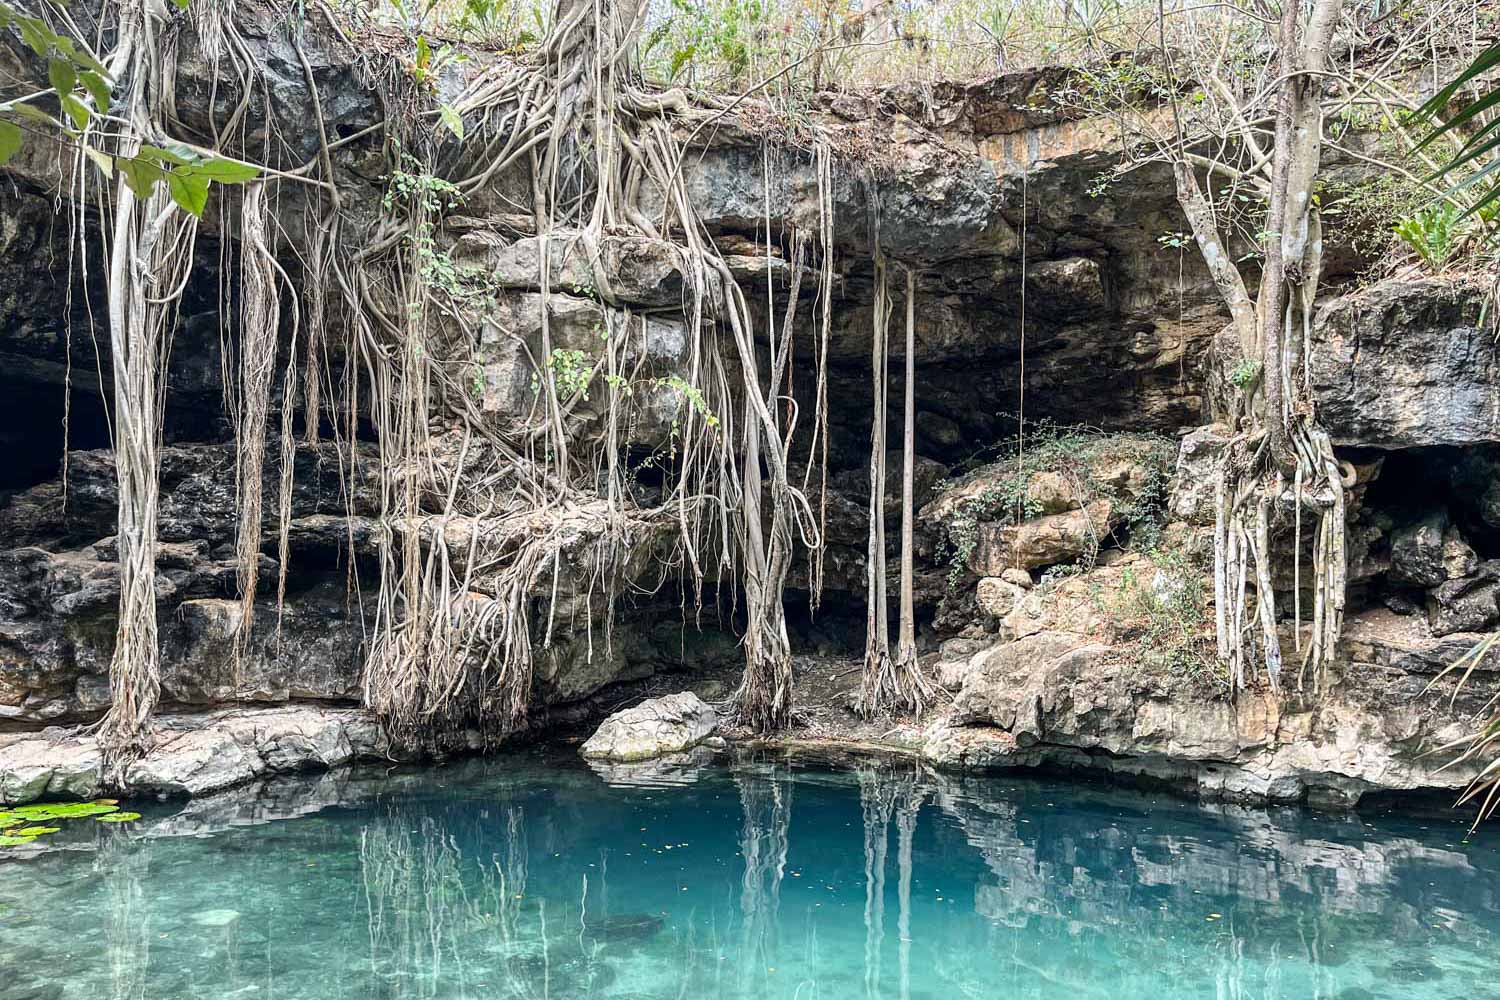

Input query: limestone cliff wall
[0,3,1496,808]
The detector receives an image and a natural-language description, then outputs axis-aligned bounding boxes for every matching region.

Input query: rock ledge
[0,705,387,805]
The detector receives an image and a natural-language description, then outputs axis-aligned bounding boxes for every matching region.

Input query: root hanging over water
[96,0,204,773]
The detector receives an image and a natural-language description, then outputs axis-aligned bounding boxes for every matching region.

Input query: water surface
[1,750,1495,1000]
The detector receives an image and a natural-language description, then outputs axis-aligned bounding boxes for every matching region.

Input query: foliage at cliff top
[351,0,1497,96]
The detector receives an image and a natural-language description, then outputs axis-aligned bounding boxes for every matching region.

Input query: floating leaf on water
[16,826,60,836]
[0,834,39,847]
[8,802,119,822]
[96,812,142,824]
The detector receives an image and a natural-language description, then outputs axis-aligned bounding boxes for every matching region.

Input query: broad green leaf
[191,157,259,184]
[416,34,431,70]
[138,141,197,166]
[46,56,76,97]
[82,144,113,178]
[0,120,20,166]
[116,156,167,200]
[78,69,111,113]
[5,102,58,127]
[16,17,52,59]
[167,169,210,217]
[170,0,190,8]
[439,103,464,140]
[59,93,89,131]
[96,811,142,823]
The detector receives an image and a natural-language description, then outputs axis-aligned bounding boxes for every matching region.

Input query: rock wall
[1,4,1497,809]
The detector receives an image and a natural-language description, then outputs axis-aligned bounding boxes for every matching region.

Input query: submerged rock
[581,913,666,941]
[580,692,718,762]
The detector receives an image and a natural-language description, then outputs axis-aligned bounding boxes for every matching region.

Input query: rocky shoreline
[3,625,1487,812]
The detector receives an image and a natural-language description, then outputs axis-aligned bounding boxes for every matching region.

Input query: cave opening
[0,376,112,493]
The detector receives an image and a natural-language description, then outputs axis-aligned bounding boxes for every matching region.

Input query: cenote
[0,752,1494,1000]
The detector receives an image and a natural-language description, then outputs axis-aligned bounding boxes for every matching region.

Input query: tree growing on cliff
[1176,0,1353,695]
[1064,0,1481,695]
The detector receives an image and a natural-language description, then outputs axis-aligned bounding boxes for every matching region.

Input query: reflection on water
[1,751,1497,1000]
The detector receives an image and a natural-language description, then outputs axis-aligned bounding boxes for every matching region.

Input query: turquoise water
[2,751,1497,1000]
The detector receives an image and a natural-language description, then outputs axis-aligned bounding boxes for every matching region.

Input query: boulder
[0,707,386,805]
[1169,424,1230,525]
[1389,513,1447,588]
[1427,568,1500,637]
[579,692,718,762]
[951,631,1113,742]
[968,500,1115,574]
[1389,512,1477,588]
[1001,567,1034,589]
[976,576,1028,618]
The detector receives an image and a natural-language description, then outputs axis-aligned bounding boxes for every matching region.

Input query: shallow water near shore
[0,750,1496,1000]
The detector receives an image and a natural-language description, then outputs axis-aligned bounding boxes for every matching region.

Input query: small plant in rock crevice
[1394,203,1463,271]
[1228,358,1260,391]
[1101,543,1222,694]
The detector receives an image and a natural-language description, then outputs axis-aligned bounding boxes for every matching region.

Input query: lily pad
[96,812,141,824]
[16,826,60,837]
[0,835,38,847]
[8,802,119,822]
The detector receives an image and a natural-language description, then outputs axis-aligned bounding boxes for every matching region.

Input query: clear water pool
[1,750,1494,1000]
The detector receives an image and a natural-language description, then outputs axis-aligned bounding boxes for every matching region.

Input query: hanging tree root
[857,258,935,718]
[343,0,835,744]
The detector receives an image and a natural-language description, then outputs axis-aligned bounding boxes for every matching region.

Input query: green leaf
[8,801,118,820]
[167,169,210,217]
[46,56,76,98]
[0,120,21,166]
[5,102,58,128]
[96,811,142,823]
[82,145,113,178]
[669,45,696,81]
[416,34,431,70]
[438,103,464,141]
[78,69,111,113]
[16,17,52,59]
[59,93,89,131]
[138,141,199,166]
[191,156,259,184]
[170,0,190,7]
[116,156,167,200]
[1416,40,1500,135]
